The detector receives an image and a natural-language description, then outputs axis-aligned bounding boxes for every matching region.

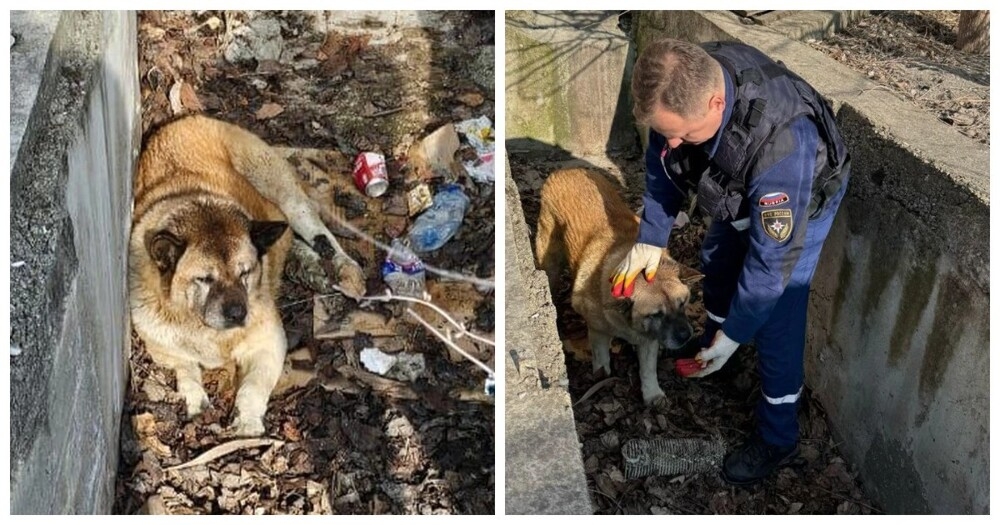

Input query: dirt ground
[115,11,495,515]
[807,10,989,145]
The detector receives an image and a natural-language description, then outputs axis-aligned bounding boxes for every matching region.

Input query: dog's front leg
[174,362,210,418]
[145,343,210,418]
[637,341,666,405]
[589,329,612,376]
[230,327,286,437]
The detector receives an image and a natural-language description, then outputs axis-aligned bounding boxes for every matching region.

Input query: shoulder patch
[761,209,793,242]
[759,192,789,207]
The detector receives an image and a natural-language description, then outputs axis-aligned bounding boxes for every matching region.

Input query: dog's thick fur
[535,168,701,404]
[129,115,363,436]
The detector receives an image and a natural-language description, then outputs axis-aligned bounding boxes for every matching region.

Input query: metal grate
[622,438,727,479]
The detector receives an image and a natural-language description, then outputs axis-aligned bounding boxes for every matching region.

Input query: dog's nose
[223,301,247,326]
[676,323,692,342]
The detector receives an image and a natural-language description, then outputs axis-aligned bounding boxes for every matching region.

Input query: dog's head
[618,257,702,349]
[144,203,287,330]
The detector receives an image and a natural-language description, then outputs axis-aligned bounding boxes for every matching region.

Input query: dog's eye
[196,276,215,285]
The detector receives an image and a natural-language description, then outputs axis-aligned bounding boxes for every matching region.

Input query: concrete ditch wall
[506,11,637,157]
[506,9,988,515]
[10,10,139,514]
[631,11,988,514]
[504,159,593,514]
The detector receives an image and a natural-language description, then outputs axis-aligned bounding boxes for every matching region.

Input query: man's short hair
[631,38,722,124]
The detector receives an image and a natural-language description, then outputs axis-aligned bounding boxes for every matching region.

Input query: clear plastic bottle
[407,184,470,253]
[381,239,426,298]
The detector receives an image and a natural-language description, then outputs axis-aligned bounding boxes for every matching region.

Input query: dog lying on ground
[535,167,701,405]
[129,115,365,436]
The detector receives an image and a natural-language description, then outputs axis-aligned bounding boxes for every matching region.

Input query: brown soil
[115,10,495,515]
[807,10,989,144]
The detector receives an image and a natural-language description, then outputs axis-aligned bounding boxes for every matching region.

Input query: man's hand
[610,243,662,298]
[690,330,739,377]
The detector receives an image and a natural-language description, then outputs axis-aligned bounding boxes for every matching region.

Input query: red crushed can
[353,152,389,198]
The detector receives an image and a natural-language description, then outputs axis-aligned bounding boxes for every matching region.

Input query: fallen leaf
[134,412,172,458]
[255,103,285,120]
[168,81,184,116]
[456,91,485,107]
[282,419,303,442]
[179,82,203,112]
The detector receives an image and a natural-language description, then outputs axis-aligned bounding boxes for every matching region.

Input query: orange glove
[610,243,662,298]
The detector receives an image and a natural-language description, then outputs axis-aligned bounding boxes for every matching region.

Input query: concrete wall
[506,11,637,157]
[504,159,593,514]
[10,11,139,514]
[631,11,989,514]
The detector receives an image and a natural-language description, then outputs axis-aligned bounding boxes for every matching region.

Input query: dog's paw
[642,387,667,407]
[591,360,612,378]
[647,395,670,411]
[179,386,211,418]
[228,416,266,437]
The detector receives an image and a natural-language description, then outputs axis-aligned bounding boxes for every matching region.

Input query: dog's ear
[249,220,288,257]
[678,264,704,285]
[146,230,186,273]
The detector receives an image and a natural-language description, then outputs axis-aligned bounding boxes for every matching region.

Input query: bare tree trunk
[955,11,990,54]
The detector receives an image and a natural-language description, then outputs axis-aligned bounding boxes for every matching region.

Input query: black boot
[721,433,798,485]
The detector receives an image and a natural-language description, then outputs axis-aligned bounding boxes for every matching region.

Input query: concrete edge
[701,11,989,204]
[504,156,593,515]
[9,9,103,475]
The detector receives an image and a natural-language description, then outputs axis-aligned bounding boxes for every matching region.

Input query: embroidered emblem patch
[761,209,793,242]
[759,192,789,207]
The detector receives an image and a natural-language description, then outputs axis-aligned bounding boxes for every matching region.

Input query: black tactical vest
[666,42,850,222]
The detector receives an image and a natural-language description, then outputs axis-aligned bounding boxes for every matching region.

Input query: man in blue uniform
[611,38,851,484]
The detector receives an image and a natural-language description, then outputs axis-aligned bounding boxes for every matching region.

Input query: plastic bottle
[407,184,470,253]
[381,239,426,298]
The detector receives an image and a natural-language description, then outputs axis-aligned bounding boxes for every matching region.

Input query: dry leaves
[255,102,284,120]
[134,413,172,458]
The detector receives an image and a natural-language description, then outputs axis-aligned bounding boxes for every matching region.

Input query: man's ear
[146,230,186,274]
[709,92,726,115]
[678,264,704,285]
[249,221,288,257]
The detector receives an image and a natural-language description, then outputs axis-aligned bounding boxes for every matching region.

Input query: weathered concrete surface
[504,158,592,514]
[506,11,636,157]
[755,10,868,42]
[633,10,989,514]
[9,11,62,171]
[10,10,139,514]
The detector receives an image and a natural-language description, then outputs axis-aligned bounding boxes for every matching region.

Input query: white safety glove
[610,243,663,298]
[690,330,740,377]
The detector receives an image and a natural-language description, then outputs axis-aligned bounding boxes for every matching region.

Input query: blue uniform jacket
[637,69,820,345]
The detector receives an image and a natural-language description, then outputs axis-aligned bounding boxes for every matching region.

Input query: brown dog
[129,115,364,436]
[535,167,701,405]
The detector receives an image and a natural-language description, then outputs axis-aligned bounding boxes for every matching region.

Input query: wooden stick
[164,438,284,472]
[335,365,420,400]
[573,377,619,407]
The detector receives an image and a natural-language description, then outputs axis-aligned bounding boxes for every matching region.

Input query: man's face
[648,93,726,150]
